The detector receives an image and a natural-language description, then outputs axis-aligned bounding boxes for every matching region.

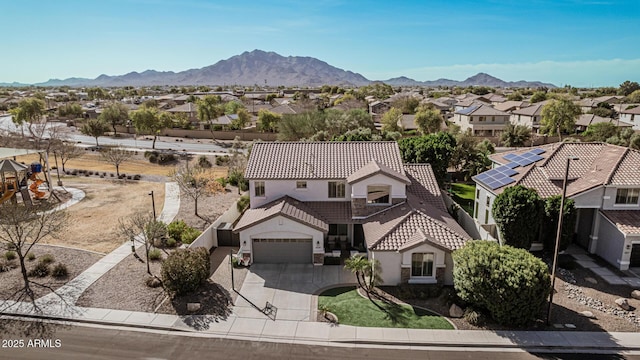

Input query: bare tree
[100,147,133,177]
[171,163,224,218]
[0,201,68,302]
[117,212,165,276]
[53,141,84,173]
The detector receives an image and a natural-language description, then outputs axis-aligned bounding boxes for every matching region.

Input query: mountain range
[2,50,556,88]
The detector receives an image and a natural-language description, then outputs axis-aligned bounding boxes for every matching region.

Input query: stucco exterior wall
[350,173,407,200]
[474,185,496,225]
[572,187,604,208]
[249,179,350,208]
[596,212,626,270]
[371,251,402,286]
[602,186,640,211]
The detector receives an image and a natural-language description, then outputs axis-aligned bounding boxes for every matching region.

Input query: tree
[500,123,532,147]
[630,133,640,150]
[52,141,84,173]
[618,80,640,96]
[99,102,130,136]
[80,118,109,146]
[230,108,251,130]
[257,109,281,132]
[414,108,443,134]
[507,92,523,101]
[0,201,67,302]
[161,248,210,296]
[542,196,577,252]
[540,98,581,140]
[130,108,170,149]
[100,147,133,177]
[624,89,640,103]
[397,132,456,182]
[118,212,164,276]
[530,91,547,103]
[391,95,420,114]
[492,185,542,249]
[380,107,403,132]
[171,163,225,217]
[57,103,83,119]
[344,255,383,307]
[582,122,619,142]
[9,98,45,137]
[452,241,550,326]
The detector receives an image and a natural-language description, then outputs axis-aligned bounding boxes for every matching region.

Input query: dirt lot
[42,177,165,253]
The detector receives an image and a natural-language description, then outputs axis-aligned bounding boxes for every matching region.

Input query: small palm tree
[344,255,383,307]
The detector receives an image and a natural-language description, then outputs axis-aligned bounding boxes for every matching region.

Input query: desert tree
[9,97,45,138]
[52,141,84,173]
[414,108,443,135]
[80,118,110,146]
[0,201,68,302]
[380,107,403,132]
[541,98,581,141]
[100,147,133,177]
[99,102,130,136]
[130,108,171,149]
[118,212,166,276]
[171,163,225,218]
[257,109,281,132]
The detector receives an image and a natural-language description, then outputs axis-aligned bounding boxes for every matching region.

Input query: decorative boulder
[631,290,640,300]
[449,303,464,318]
[615,298,631,311]
[187,302,201,313]
[580,310,595,319]
[584,277,598,285]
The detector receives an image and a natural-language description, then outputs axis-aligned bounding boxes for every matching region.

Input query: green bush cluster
[452,241,550,326]
[149,248,162,261]
[144,151,175,164]
[4,251,16,261]
[167,220,201,245]
[39,254,55,265]
[197,155,212,168]
[180,227,201,244]
[161,247,210,296]
[29,261,50,277]
[51,263,68,278]
[236,195,250,212]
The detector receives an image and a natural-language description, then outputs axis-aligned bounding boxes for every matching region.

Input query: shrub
[0,259,17,272]
[29,261,50,277]
[27,252,36,261]
[492,185,542,249]
[198,155,212,168]
[542,196,577,252]
[146,276,162,288]
[453,241,550,326]
[4,251,16,261]
[463,308,486,326]
[133,174,141,180]
[167,220,188,241]
[166,237,177,248]
[149,248,162,261]
[237,195,250,212]
[215,177,228,188]
[180,227,201,244]
[161,247,210,296]
[148,153,158,163]
[215,155,230,166]
[51,263,69,278]
[39,254,55,265]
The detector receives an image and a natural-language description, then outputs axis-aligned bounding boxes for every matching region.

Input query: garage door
[630,244,640,268]
[252,239,312,264]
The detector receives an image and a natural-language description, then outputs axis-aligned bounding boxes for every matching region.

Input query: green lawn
[449,183,476,216]
[318,287,453,329]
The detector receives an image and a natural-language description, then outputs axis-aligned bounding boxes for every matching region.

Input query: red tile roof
[234,196,329,232]
[601,210,640,235]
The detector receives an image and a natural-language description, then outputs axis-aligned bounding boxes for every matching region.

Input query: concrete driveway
[233,264,356,321]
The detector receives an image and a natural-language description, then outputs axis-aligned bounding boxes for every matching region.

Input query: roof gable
[233,196,328,233]
[346,160,410,185]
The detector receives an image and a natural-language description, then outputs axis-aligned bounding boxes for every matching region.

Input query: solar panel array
[474,148,547,190]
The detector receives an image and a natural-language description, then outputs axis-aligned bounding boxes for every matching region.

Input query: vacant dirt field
[41,177,165,253]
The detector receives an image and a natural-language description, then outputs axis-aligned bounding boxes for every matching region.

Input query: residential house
[575,114,632,133]
[451,104,511,136]
[472,143,640,270]
[619,106,640,131]
[509,102,547,133]
[578,96,624,113]
[368,100,391,117]
[494,100,529,113]
[234,142,471,285]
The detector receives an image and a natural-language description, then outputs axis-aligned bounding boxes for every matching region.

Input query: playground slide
[29,179,46,199]
[0,189,16,204]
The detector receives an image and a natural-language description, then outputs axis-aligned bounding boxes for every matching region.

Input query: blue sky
[3,0,639,87]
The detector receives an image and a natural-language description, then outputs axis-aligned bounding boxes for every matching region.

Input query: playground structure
[0,159,49,205]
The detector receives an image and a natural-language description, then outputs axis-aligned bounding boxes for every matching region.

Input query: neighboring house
[369,101,391,116]
[494,100,529,113]
[472,142,640,270]
[509,102,548,133]
[234,142,471,285]
[578,96,624,113]
[451,104,511,136]
[167,102,198,122]
[619,106,640,131]
[574,114,632,133]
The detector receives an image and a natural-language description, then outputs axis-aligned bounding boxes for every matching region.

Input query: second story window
[328,181,345,198]
[254,181,265,197]
[296,181,307,189]
[615,188,640,205]
[367,185,390,204]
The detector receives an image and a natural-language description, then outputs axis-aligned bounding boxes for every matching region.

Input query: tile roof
[403,164,447,212]
[346,160,410,185]
[364,194,470,252]
[245,142,406,180]
[455,104,509,117]
[482,143,640,198]
[233,196,329,233]
[620,106,640,115]
[601,210,640,235]
[167,103,197,113]
[511,103,546,116]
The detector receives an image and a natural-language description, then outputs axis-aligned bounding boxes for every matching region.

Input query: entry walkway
[566,245,640,288]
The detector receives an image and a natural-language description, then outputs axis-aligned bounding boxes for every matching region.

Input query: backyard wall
[189,195,245,251]
[442,192,482,239]
[115,126,277,141]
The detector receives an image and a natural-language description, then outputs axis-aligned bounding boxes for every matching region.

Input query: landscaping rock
[615,298,631,311]
[449,303,464,318]
[584,277,598,285]
[187,302,201,312]
[580,310,595,319]
[631,290,640,300]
